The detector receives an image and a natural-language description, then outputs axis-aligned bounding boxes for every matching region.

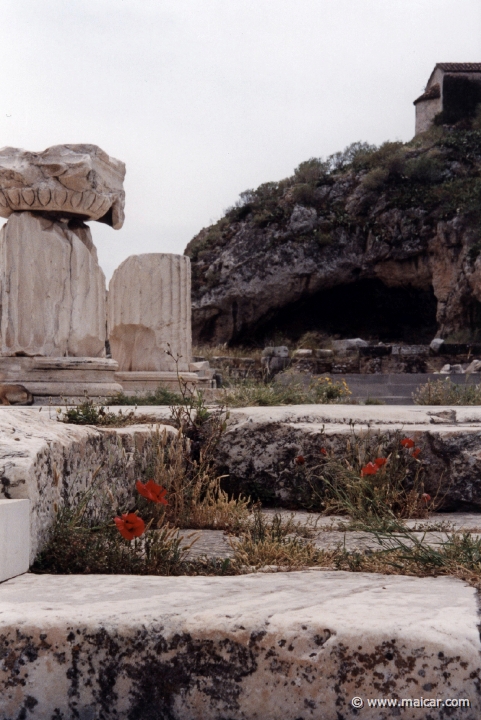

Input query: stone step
[333,373,476,385]
[1,571,479,719]
[4,405,481,570]
[182,511,481,560]
[381,396,414,405]
[216,405,481,509]
[261,509,481,531]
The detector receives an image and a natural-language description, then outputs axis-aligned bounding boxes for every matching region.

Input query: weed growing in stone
[230,507,326,570]
[220,376,350,407]
[331,522,481,591]
[301,430,436,520]
[36,372,250,576]
[413,377,481,405]
[108,386,191,406]
[60,398,136,426]
[148,427,249,530]
[32,493,191,576]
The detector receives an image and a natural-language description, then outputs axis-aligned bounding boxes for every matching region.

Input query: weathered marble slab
[0,499,29,582]
[0,144,125,228]
[0,213,107,357]
[0,571,479,719]
[108,253,192,372]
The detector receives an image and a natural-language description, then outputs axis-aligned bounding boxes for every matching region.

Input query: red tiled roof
[435,63,481,72]
[413,83,441,106]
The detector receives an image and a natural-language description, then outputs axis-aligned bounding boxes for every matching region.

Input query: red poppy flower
[136,479,168,505]
[320,448,327,456]
[295,455,305,465]
[114,513,145,540]
[361,462,378,476]
[411,448,421,459]
[374,457,387,467]
[401,438,415,449]
[421,493,431,504]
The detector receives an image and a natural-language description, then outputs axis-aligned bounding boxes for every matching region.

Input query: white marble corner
[0,499,30,582]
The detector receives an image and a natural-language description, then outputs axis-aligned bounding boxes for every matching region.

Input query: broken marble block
[0,212,107,357]
[108,254,192,372]
[0,144,125,229]
[0,499,30,582]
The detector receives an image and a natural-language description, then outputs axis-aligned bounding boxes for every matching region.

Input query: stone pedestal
[0,357,122,399]
[108,254,192,372]
[114,370,202,395]
[0,212,107,357]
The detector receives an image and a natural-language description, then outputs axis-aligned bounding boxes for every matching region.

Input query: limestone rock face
[0,144,125,229]
[0,212,107,357]
[186,133,481,346]
[108,254,191,371]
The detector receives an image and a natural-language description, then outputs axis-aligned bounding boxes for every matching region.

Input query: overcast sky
[0,0,479,281]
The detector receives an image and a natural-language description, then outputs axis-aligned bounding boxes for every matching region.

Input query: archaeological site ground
[4,69,481,718]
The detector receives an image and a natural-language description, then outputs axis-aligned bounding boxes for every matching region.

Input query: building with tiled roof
[414,63,481,135]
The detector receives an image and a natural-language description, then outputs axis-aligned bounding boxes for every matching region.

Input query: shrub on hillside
[404,155,444,185]
[294,157,329,184]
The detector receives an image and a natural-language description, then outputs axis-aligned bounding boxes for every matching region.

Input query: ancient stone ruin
[4,72,481,720]
[0,145,126,398]
[108,253,201,393]
[0,144,210,401]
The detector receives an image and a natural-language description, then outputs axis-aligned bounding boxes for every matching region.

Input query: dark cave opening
[239,279,439,346]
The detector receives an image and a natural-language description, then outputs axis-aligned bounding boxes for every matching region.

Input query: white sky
[0,0,479,281]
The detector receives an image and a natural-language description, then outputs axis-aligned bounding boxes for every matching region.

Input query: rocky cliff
[185,126,481,346]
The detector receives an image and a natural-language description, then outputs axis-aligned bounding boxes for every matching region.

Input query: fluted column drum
[107,253,192,372]
[0,212,107,358]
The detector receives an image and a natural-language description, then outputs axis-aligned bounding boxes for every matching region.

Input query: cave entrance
[241,279,438,346]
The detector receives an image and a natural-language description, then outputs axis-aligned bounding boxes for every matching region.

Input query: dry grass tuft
[230,508,326,570]
[413,377,481,405]
[221,376,351,407]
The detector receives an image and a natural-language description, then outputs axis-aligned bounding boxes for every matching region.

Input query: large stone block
[217,405,481,509]
[0,212,107,357]
[0,572,480,718]
[0,144,125,228]
[108,254,192,372]
[0,407,176,561]
[0,499,29,582]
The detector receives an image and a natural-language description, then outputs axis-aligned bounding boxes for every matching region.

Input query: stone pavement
[182,511,481,559]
